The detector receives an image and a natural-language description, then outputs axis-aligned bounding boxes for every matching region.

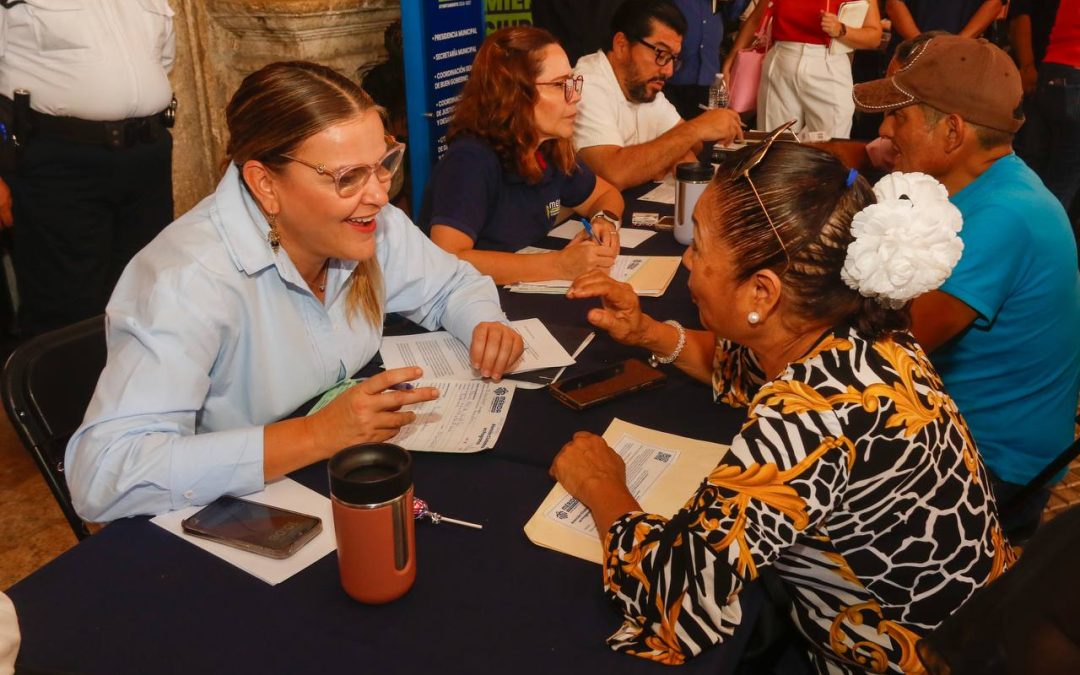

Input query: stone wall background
[169,0,400,214]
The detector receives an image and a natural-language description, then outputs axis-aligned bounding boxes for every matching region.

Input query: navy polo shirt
[890,0,1007,51]
[420,136,597,253]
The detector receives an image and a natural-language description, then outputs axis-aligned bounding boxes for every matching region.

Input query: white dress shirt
[572,50,683,150]
[0,0,174,120]
[65,165,508,522]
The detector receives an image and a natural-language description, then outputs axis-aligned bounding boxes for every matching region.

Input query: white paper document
[390,379,516,452]
[379,318,574,379]
[546,220,657,249]
[308,378,517,453]
[639,176,677,204]
[151,478,336,586]
[545,433,680,538]
[525,418,729,564]
[506,250,649,293]
[829,0,870,55]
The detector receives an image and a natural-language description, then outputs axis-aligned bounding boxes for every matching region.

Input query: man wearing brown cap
[854,35,1080,542]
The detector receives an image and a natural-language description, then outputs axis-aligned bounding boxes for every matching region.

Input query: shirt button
[183,490,195,500]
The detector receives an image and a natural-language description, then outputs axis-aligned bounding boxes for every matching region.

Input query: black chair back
[2,316,106,540]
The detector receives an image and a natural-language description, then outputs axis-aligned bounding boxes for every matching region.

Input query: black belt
[28,108,169,148]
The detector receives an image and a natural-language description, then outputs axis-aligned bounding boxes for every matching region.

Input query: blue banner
[402,0,486,216]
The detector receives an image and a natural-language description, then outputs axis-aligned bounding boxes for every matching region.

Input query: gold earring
[267,212,281,254]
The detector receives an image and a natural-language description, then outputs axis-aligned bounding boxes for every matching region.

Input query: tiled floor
[1,409,1078,590]
[0,406,77,590]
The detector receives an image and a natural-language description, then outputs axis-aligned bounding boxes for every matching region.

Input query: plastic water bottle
[707,73,729,109]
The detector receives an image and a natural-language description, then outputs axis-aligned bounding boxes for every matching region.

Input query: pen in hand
[577,216,603,246]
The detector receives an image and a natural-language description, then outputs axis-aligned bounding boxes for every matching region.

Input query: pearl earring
[747,311,761,325]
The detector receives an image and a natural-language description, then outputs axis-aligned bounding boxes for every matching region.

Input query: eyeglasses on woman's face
[735,120,798,268]
[634,37,683,70]
[536,74,584,103]
[281,135,406,198]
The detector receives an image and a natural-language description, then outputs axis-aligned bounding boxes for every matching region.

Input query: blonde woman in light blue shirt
[66,62,523,523]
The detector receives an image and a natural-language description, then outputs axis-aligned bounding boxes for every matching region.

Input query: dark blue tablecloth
[8,190,762,675]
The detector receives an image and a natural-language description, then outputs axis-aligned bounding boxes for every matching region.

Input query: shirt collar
[210,163,361,300]
[212,164,277,276]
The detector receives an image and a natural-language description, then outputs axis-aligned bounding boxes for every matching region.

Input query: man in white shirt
[573,0,743,189]
[0,0,177,337]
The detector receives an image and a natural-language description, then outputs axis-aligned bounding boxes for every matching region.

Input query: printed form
[308,378,516,453]
[379,318,574,379]
[545,434,680,538]
[525,418,729,563]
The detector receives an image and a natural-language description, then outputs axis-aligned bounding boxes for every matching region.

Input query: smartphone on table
[548,358,666,410]
[181,496,322,559]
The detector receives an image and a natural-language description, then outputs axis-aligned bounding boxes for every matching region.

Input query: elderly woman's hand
[470,321,524,380]
[550,431,639,533]
[310,367,440,451]
[566,270,651,347]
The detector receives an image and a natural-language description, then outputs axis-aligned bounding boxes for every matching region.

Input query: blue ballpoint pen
[577,216,603,245]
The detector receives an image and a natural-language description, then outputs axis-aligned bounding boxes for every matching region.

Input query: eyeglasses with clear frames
[281,135,406,198]
[634,37,683,70]
[536,74,584,103]
[736,120,798,268]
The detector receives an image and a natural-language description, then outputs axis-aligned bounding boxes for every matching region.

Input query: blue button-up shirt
[670,0,749,87]
[66,165,507,522]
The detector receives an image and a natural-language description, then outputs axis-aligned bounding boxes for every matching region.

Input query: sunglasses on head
[735,120,798,268]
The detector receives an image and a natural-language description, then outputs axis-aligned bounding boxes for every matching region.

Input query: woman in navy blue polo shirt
[420,26,625,285]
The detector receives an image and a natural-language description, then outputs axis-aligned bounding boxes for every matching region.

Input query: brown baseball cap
[853,36,1024,133]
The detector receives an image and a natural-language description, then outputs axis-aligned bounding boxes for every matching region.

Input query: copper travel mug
[329,443,416,604]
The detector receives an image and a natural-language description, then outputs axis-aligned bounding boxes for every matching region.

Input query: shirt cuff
[169,426,265,510]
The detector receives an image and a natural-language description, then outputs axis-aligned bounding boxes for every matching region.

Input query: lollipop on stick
[412,497,483,529]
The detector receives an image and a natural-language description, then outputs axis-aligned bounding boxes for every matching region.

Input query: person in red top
[724,0,883,138]
[1034,0,1080,229]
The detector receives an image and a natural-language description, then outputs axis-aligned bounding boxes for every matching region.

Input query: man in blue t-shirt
[854,36,1080,542]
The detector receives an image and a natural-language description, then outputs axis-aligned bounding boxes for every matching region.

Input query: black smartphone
[181,496,322,559]
[548,358,666,410]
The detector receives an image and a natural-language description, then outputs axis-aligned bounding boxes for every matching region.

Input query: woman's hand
[309,367,440,451]
[589,217,620,249]
[821,12,844,38]
[566,270,652,347]
[550,432,640,533]
[470,321,524,380]
[556,233,617,279]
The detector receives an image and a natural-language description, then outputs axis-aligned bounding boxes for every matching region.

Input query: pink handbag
[728,6,773,113]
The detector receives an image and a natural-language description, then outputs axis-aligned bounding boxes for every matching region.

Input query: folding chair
[2,316,106,540]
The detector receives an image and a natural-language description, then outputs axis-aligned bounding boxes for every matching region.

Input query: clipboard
[829,0,870,56]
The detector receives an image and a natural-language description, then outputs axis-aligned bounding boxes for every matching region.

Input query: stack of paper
[546,219,657,249]
[524,418,729,564]
[304,318,577,453]
[378,318,575,378]
[507,249,681,298]
[309,378,517,453]
[640,176,677,204]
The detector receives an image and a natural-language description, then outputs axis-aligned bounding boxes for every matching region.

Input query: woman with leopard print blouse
[552,136,1013,674]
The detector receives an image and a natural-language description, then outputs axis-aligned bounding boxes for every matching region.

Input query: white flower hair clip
[841,172,964,309]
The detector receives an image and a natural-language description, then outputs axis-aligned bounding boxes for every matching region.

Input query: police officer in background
[0,0,176,337]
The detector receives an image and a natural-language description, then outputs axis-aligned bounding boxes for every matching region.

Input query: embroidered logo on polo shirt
[545,199,561,220]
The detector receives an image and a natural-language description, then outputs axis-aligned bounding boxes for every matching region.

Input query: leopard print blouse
[602,326,1014,674]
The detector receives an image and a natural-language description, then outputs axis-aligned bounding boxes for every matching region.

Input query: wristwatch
[589,210,620,231]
